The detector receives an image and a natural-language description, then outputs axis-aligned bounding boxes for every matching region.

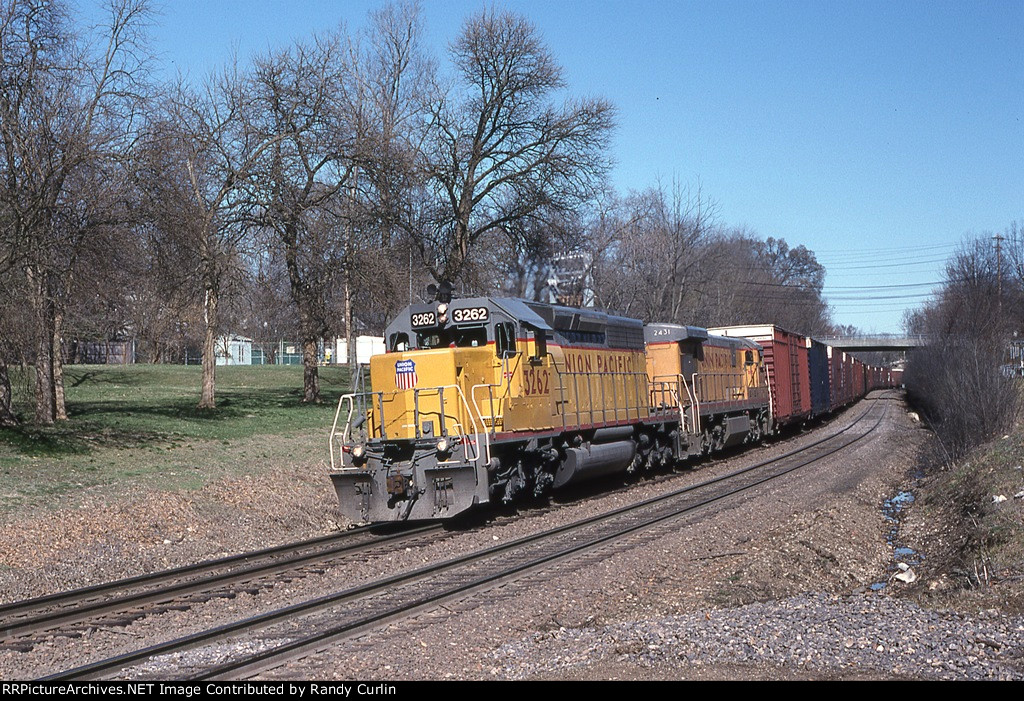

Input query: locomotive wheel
[711,424,725,452]
[700,429,713,456]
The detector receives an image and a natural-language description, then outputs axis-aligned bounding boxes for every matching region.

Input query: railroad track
[0,522,443,646]
[1,403,844,649]
[45,392,892,681]
[0,436,719,650]
[0,438,722,648]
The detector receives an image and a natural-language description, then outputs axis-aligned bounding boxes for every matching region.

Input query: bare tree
[403,7,615,285]
[247,32,358,402]
[593,182,719,322]
[904,233,1022,458]
[928,237,1005,341]
[0,0,151,423]
[0,262,22,425]
[155,63,289,409]
[349,1,434,362]
[129,131,206,363]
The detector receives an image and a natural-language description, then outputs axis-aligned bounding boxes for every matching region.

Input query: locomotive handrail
[648,378,685,426]
[447,385,484,464]
[469,353,519,436]
[468,383,498,465]
[678,373,698,434]
[328,393,353,471]
[470,358,519,464]
[693,370,746,405]
[410,384,482,464]
[690,373,701,435]
[329,384,483,468]
[329,390,387,469]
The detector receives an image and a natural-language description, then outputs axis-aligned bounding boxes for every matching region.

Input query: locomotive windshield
[416,326,488,349]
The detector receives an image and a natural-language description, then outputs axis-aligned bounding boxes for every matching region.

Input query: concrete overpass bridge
[814,334,931,352]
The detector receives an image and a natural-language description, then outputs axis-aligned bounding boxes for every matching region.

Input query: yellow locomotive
[645,324,771,452]
[329,296,771,522]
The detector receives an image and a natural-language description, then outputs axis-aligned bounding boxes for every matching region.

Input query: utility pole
[995,233,1005,320]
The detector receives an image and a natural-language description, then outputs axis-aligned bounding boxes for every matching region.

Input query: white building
[334,336,385,364]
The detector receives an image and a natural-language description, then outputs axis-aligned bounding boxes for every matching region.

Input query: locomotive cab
[329,297,559,521]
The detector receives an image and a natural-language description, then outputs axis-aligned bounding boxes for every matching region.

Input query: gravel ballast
[491,593,1024,681]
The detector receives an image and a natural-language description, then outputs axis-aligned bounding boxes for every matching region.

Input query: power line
[824,281,941,290]
[821,256,951,271]
[812,241,959,254]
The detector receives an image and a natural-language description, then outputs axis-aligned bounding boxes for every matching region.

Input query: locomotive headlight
[437,303,449,324]
[351,444,367,465]
[436,438,450,455]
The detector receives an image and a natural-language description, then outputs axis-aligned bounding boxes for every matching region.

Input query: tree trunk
[344,262,355,368]
[199,285,218,409]
[281,220,323,405]
[53,306,67,420]
[302,337,320,404]
[33,327,55,425]
[27,268,56,425]
[0,359,17,427]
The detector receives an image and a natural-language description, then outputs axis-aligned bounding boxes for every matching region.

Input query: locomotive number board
[451,307,489,323]
[410,311,437,328]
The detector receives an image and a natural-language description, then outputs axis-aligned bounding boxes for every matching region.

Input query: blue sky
[110,0,1023,333]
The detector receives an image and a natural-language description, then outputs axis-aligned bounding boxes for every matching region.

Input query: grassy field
[0,364,353,512]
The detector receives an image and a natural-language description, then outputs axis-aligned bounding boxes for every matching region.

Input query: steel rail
[2,523,441,641]
[7,397,839,645]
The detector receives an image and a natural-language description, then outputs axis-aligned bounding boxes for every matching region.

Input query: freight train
[328,294,897,523]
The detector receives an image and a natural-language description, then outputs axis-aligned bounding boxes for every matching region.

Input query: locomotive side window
[529,329,547,363]
[495,322,517,358]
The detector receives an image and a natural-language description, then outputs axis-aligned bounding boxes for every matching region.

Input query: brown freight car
[708,325,812,428]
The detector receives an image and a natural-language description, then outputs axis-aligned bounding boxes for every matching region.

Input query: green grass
[3,364,351,454]
[0,364,353,512]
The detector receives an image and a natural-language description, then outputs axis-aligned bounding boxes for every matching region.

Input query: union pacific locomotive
[328,294,894,523]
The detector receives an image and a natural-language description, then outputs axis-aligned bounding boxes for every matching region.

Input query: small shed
[215,334,252,365]
[73,338,136,365]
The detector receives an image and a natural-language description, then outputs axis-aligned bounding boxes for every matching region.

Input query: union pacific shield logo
[395,359,418,390]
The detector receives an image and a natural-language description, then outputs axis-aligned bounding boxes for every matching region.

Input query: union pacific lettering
[701,346,735,371]
[563,350,642,374]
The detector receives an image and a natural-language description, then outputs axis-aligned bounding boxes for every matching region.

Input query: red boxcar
[827,346,858,411]
[852,358,866,398]
[709,325,811,428]
[870,367,883,391]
